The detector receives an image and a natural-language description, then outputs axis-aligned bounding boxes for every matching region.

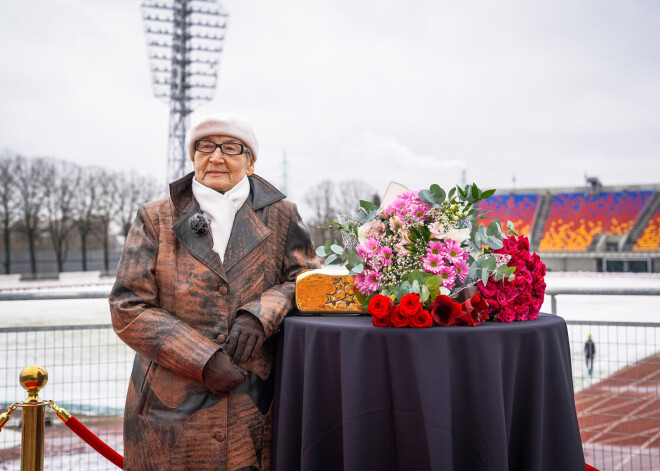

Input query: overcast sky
[1,0,659,217]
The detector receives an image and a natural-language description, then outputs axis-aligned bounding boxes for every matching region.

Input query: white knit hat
[185,112,259,161]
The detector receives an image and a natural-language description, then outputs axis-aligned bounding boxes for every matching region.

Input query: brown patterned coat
[109,173,319,471]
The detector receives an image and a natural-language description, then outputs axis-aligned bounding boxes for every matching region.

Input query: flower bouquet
[316,182,544,327]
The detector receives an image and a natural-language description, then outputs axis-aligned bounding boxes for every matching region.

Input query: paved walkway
[576,352,660,471]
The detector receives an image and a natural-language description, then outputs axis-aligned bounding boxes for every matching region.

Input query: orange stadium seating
[633,207,660,252]
[478,194,538,237]
[539,191,652,252]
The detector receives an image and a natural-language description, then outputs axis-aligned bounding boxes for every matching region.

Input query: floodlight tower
[142,0,228,183]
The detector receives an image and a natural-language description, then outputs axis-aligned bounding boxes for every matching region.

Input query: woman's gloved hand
[202,350,247,396]
[226,313,265,363]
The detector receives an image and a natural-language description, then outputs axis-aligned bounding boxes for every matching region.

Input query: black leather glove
[202,350,247,396]
[226,313,265,363]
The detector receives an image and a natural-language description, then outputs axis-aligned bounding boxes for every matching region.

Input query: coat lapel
[223,203,271,272]
[173,200,228,283]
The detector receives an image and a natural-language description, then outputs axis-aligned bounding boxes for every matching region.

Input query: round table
[272,313,585,471]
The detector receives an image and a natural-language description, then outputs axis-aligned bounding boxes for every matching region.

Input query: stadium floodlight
[141,0,228,183]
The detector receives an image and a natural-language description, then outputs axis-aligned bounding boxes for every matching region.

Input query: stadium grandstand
[478,178,660,272]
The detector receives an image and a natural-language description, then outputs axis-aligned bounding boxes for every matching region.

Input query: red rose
[400,293,422,316]
[410,310,433,328]
[368,294,394,319]
[391,306,410,327]
[372,315,392,327]
[496,306,516,323]
[429,295,462,326]
[496,291,510,306]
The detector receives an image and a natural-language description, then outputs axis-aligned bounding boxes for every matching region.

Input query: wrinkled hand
[202,350,246,396]
[226,313,265,363]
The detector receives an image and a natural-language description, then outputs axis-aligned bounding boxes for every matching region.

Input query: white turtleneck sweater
[192,175,251,261]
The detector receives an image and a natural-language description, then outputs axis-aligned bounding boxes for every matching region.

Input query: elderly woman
[110,112,319,471]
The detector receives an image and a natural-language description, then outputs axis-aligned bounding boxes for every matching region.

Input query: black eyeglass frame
[194,139,250,156]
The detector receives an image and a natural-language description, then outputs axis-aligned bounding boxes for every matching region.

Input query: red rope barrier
[64,416,124,469]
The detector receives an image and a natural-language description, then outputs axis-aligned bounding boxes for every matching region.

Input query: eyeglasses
[194,139,249,156]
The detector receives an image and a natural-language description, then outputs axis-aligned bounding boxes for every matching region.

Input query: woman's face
[193,135,255,192]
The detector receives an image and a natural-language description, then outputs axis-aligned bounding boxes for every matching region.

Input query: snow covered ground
[0,272,658,469]
[1,272,659,327]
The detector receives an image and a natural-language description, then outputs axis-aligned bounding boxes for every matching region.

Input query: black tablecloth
[272,313,585,471]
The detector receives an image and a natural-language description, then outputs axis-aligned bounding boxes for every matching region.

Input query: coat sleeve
[238,203,320,338]
[109,206,219,382]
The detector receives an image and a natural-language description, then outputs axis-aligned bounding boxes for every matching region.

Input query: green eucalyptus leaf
[487,220,502,237]
[331,244,344,255]
[481,268,489,285]
[507,220,518,236]
[484,255,497,270]
[448,187,456,201]
[408,270,428,283]
[420,285,430,303]
[348,251,361,266]
[487,237,504,250]
[348,263,364,275]
[324,254,338,265]
[412,279,421,293]
[316,246,328,257]
[418,189,436,205]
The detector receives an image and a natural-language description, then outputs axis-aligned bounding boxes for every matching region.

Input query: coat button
[218,286,228,295]
[215,431,226,442]
[216,333,227,344]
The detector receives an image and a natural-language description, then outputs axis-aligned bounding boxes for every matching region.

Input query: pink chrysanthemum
[364,237,380,254]
[427,241,444,257]
[438,265,457,289]
[422,253,445,274]
[442,239,466,264]
[454,259,469,282]
[385,191,421,219]
[355,269,381,295]
[409,203,431,222]
[380,246,393,266]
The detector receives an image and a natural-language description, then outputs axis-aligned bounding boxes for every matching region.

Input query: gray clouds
[1,0,658,215]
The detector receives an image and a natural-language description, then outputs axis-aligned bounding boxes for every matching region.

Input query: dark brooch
[190,213,210,236]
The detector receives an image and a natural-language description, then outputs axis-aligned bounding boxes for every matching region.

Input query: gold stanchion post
[19,365,48,471]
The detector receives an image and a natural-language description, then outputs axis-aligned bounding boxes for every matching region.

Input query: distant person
[585,334,596,376]
[110,112,319,470]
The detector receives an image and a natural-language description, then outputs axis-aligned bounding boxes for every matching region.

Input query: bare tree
[304,180,337,223]
[72,167,100,271]
[14,156,47,275]
[116,173,161,238]
[0,151,19,274]
[42,159,80,273]
[303,180,340,248]
[336,180,377,214]
[92,169,119,272]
